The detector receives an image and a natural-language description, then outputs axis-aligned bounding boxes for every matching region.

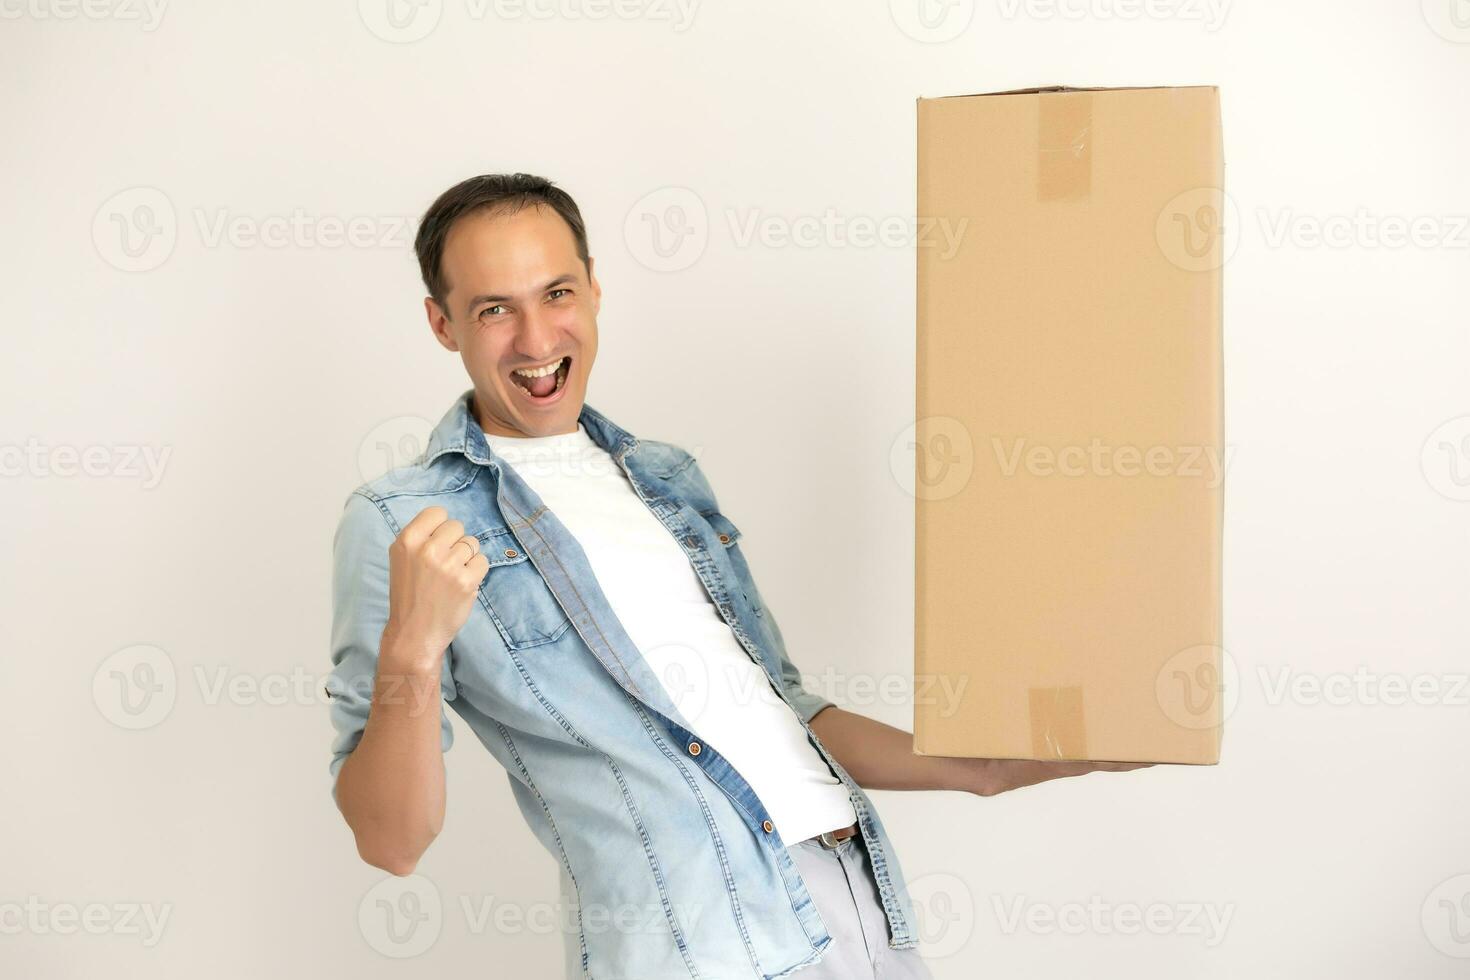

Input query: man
[326,173,1147,978]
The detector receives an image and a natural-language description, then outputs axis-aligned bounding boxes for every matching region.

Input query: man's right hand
[382,505,491,665]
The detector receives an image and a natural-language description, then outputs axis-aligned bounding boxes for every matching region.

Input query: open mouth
[508,355,571,405]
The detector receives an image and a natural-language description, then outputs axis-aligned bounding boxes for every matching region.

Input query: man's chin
[493,391,585,437]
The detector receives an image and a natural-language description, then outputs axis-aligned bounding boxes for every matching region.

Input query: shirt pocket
[699,510,763,615]
[473,527,573,651]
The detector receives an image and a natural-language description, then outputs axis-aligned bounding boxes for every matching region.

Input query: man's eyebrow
[463,274,580,316]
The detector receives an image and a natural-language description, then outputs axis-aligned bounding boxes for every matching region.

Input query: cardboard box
[913,85,1225,765]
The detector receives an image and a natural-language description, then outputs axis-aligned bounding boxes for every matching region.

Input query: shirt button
[688,741,702,756]
[504,548,518,558]
[762,819,774,833]
[718,533,731,544]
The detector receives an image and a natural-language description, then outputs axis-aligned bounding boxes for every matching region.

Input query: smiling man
[326,173,1146,979]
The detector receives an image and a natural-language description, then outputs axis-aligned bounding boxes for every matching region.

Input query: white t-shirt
[482,423,857,846]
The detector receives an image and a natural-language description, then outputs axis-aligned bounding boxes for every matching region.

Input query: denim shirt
[327,389,919,978]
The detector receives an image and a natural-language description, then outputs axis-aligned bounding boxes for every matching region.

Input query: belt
[813,821,859,849]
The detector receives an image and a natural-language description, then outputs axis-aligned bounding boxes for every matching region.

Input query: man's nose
[515,304,560,360]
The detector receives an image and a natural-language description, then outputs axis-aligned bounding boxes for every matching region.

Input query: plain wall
[2,2,1467,977]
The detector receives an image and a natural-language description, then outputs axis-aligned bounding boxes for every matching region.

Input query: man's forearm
[809,705,1150,796]
[334,629,448,875]
[808,705,972,791]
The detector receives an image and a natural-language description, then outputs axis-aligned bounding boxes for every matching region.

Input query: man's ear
[426,296,459,352]
[588,257,602,314]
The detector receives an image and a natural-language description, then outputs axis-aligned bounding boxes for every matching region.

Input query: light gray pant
[786,835,933,979]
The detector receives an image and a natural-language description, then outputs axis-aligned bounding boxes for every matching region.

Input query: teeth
[512,357,566,379]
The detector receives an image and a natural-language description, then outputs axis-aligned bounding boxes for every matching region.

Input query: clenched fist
[382,505,491,664]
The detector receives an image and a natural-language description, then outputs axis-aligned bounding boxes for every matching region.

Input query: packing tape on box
[1037,91,1093,202]
[1028,685,1088,758]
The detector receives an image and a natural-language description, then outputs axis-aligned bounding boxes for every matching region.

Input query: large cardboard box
[913,85,1225,765]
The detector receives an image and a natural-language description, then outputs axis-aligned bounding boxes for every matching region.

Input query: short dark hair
[414,173,590,316]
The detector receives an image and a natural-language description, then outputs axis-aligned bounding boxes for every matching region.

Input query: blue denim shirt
[327,389,919,978]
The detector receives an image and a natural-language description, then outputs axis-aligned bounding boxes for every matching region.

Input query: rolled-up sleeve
[325,490,455,800]
[749,572,835,725]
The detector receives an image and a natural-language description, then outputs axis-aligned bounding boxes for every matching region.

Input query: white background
[2,0,1467,977]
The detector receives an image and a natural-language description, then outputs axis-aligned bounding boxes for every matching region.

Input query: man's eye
[480,305,506,318]
[548,288,571,300]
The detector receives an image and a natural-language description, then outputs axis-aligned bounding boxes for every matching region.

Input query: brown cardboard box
[913,85,1225,765]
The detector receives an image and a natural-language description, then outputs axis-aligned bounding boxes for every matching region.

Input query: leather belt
[814,821,859,849]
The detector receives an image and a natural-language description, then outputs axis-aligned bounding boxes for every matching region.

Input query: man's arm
[675,452,1146,795]
[327,499,488,875]
[809,705,1150,796]
[333,627,451,875]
